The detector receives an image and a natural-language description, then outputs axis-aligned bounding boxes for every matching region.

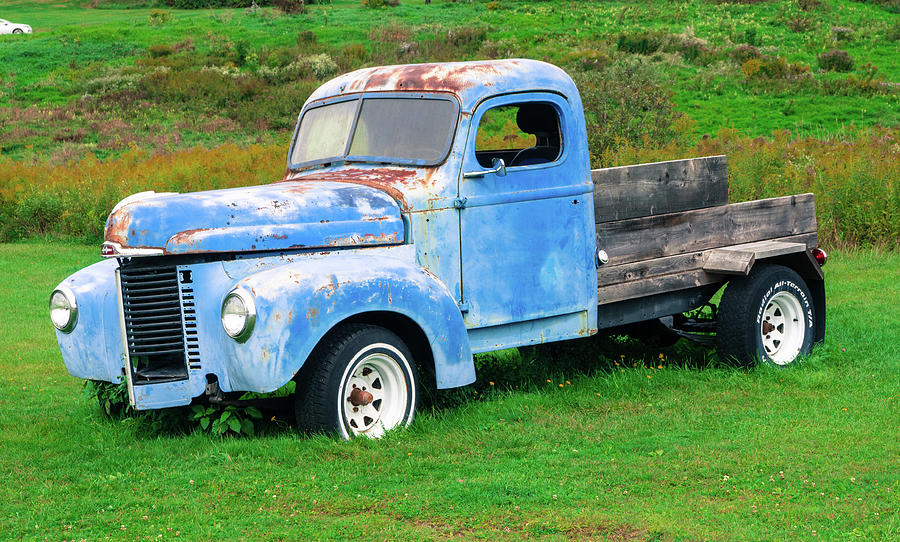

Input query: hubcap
[761,291,805,364]
[341,352,408,437]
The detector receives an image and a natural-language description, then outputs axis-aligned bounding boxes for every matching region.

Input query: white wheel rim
[761,291,805,365]
[340,351,409,438]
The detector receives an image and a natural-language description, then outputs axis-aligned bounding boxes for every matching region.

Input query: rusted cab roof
[306,59,580,112]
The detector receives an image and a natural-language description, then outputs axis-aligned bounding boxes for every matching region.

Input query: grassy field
[1,0,898,161]
[1,2,898,539]
[0,244,897,540]
[1,1,898,248]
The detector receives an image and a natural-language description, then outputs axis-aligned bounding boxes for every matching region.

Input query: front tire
[294,324,418,439]
[12,29,23,34]
[717,264,815,367]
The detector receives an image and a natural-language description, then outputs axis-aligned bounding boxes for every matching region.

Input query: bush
[297,30,317,45]
[616,31,665,55]
[887,20,900,41]
[563,49,610,72]
[273,0,307,14]
[147,43,175,58]
[162,0,271,7]
[741,56,809,81]
[785,14,815,33]
[818,49,854,72]
[147,10,170,26]
[731,44,761,63]
[362,0,399,8]
[831,26,854,41]
[576,60,680,161]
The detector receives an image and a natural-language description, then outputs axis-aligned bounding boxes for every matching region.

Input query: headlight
[49,287,77,333]
[221,288,256,342]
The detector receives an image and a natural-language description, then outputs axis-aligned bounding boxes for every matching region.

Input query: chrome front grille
[119,264,189,383]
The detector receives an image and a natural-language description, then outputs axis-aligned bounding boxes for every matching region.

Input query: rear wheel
[717,264,815,367]
[294,324,418,439]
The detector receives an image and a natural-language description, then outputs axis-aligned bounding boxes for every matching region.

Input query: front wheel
[717,264,815,367]
[13,29,24,34]
[294,324,418,439]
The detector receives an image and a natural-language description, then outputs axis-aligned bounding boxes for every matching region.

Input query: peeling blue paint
[105,181,403,255]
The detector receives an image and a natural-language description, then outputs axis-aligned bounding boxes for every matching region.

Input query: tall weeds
[0,142,285,241]
[1,128,896,249]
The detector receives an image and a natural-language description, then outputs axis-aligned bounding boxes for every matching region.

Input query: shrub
[297,30,317,45]
[731,44,761,63]
[162,0,272,7]
[741,56,809,81]
[341,43,366,61]
[616,31,665,55]
[563,49,610,72]
[147,44,175,58]
[785,14,814,33]
[83,72,142,94]
[362,0,399,8]
[190,404,263,436]
[831,26,854,41]
[148,10,170,26]
[821,63,897,96]
[818,49,854,72]
[273,0,307,14]
[740,27,761,47]
[576,60,679,161]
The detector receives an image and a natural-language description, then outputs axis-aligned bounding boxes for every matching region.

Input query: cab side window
[474,102,562,168]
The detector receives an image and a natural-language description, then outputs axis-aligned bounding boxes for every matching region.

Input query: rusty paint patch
[306,307,319,321]
[343,61,508,95]
[166,228,212,250]
[327,231,399,247]
[104,207,133,246]
[285,167,429,211]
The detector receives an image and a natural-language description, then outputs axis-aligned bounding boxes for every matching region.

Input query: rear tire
[717,264,815,367]
[294,324,418,439]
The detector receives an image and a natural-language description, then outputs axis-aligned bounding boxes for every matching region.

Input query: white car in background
[0,19,32,34]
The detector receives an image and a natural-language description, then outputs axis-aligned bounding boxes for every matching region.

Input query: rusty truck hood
[104,181,404,255]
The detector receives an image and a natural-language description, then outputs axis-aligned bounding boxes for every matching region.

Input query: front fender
[223,246,474,392]
[53,258,125,383]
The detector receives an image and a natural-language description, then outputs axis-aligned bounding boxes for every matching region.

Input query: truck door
[458,93,595,329]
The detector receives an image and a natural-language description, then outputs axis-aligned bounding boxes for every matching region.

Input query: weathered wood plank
[597,269,722,305]
[703,250,755,275]
[592,155,728,222]
[709,240,809,260]
[595,194,817,268]
[596,233,817,286]
[596,233,818,305]
[597,252,706,285]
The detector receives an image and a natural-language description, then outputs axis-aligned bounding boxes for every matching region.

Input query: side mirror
[463,157,507,179]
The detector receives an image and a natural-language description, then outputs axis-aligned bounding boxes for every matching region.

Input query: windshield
[289,95,459,168]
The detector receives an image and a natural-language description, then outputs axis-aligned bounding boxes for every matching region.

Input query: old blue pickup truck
[51,60,826,438]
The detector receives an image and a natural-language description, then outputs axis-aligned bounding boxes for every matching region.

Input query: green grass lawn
[0,242,897,540]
